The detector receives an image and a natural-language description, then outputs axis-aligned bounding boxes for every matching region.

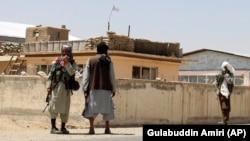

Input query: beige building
[24,50,182,81]
[25,25,70,43]
[1,23,187,81]
[3,30,186,82]
[0,23,80,75]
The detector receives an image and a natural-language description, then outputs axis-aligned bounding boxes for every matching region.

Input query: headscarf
[221,61,235,74]
[51,44,73,68]
[61,44,73,59]
[96,42,111,67]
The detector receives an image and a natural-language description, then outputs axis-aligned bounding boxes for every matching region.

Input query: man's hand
[46,88,52,103]
[84,92,88,99]
[111,92,115,98]
[47,88,52,93]
[46,92,51,103]
[63,55,70,64]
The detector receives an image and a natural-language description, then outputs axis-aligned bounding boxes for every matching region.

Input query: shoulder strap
[50,67,62,90]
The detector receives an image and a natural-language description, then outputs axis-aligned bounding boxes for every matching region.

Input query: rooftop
[0,21,81,41]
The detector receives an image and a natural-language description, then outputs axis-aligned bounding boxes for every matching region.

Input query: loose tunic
[46,62,76,114]
[82,54,116,120]
[217,62,235,122]
[220,73,234,98]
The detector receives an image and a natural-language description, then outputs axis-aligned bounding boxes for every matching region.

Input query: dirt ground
[0,117,142,141]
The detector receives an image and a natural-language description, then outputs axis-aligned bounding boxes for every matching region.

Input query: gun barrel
[42,104,49,113]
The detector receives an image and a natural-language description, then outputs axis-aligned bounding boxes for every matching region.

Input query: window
[142,67,150,79]
[198,76,206,83]
[36,64,84,76]
[179,76,188,82]
[54,32,60,40]
[132,66,157,80]
[234,76,243,86]
[132,66,140,79]
[33,31,39,37]
[189,76,197,83]
[207,76,216,84]
[178,75,244,86]
[41,65,47,73]
[150,67,157,80]
[36,64,50,75]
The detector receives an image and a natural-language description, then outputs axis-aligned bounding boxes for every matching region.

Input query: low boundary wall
[0,76,249,127]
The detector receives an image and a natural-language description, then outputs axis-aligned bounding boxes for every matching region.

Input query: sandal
[104,128,111,134]
[88,128,95,135]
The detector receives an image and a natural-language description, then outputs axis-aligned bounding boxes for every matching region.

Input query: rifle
[42,92,51,113]
[42,68,60,113]
[82,91,89,117]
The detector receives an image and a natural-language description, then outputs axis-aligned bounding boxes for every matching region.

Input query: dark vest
[88,54,113,91]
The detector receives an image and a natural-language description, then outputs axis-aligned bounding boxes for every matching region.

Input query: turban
[221,61,235,74]
[61,44,73,59]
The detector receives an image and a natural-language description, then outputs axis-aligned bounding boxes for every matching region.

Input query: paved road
[56,136,142,141]
[3,124,249,141]
[0,127,143,141]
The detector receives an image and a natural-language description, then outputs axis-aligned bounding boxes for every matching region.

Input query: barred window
[179,75,243,86]
[132,66,157,80]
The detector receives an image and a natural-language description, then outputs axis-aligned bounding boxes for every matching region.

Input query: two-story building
[22,30,185,81]
[1,22,186,82]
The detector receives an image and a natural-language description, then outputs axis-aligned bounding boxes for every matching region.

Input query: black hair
[97,42,109,54]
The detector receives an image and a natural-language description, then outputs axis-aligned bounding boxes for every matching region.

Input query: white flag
[112,5,119,12]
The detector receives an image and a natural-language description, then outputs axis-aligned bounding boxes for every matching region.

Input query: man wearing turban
[215,61,235,125]
[46,44,77,134]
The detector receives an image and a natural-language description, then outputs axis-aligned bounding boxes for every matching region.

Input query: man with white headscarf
[46,44,77,134]
[215,61,235,125]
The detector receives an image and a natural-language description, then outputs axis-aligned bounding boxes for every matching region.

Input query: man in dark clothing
[82,41,116,134]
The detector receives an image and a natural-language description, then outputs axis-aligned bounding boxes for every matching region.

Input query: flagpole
[108,8,113,31]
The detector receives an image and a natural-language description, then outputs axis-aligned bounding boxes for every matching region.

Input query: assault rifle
[42,92,51,112]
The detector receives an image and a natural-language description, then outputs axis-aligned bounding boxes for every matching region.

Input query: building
[0,21,80,43]
[179,48,250,86]
[0,21,80,75]
[21,31,185,82]
[25,25,70,43]
[0,21,187,81]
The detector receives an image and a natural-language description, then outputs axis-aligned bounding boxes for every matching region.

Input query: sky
[1,0,250,56]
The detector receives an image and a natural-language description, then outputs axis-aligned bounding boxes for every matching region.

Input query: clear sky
[1,0,249,55]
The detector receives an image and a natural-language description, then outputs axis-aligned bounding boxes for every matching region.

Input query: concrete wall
[0,76,249,127]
